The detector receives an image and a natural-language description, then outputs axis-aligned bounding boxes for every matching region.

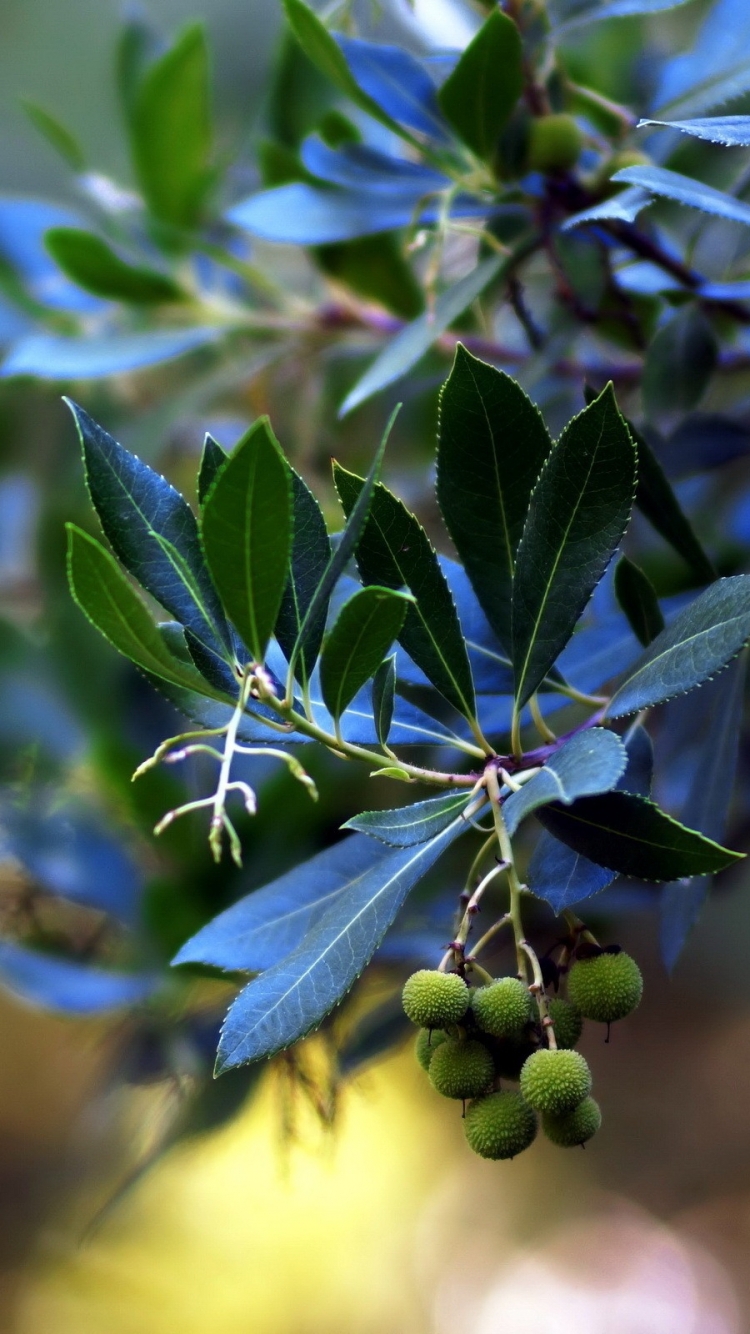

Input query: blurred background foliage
[3,0,750,1330]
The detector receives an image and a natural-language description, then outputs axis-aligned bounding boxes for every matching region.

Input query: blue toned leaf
[227,182,487,245]
[69,401,230,655]
[503,728,627,836]
[335,35,450,142]
[173,834,387,972]
[0,198,104,313]
[300,136,448,195]
[334,468,476,720]
[202,418,293,665]
[343,790,479,847]
[275,468,331,688]
[629,419,714,582]
[528,722,652,911]
[640,115,750,146]
[512,384,637,708]
[1,327,220,379]
[660,656,746,972]
[608,576,750,717]
[321,586,411,720]
[0,942,158,1014]
[642,306,718,418]
[215,818,469,1069]
[372,653,396,746]
[552,0,692,32]
[561,187,652,231]
[438,11,524,161]
[612,165,750,228]
[340,255,505,416]
[654,0,750,119]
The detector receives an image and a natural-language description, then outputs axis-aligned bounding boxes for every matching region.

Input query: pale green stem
[530,693,556,743]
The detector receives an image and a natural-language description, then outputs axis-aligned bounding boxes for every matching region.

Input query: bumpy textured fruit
[543,1096,602,1147]
[464,1091,538,1160]
[402,970,469,1029]
[548,997,583,1050]
[472,977,533,1039]
[429,1037,494,1100]
[415,1028,447,1072]
[567,950,643,1025]
[527,114,583,172]
[520,1048,591,1115]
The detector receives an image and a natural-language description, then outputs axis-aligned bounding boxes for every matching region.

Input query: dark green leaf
[335,467,477,720]
[130,22,214,230]
[275,469,331,687]
[503,728,627,836]
[642,307,718,418]
[316,233,423,320]
[68,400,230,655]
[343,790,479,846]
[437,11,523,160]
[512,384,637,707]
[372,653,396,746]
[321,586,412,721]
[614,556,665,646]
[607,576,750,717]
[201,418,293,665]
[215,817,468,1069]
[66,525,230,700]
[537,790,743,881]
[46,228,184,304]
[630,421,714,582]
[437,345,551,651]
[22,101,85,171]
[197,434,228,506]
[116,12,163,119]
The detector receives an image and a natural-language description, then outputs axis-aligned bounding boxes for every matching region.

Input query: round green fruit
[543,1096,602,1148]
[464,1090,538,1160]
[429,1037,495,1100]
[527,114,583,172]
[567,950,643,1025]
[472,977,533,1039]
[402,969,469,1029]
[548,997,583,1050]
[415,1027,447,1072]
[520,1047,591,1115]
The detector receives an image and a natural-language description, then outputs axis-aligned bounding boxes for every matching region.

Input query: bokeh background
[2,1,750,1332]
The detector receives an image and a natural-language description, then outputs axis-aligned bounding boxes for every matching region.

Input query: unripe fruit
[567,950,643,1025]
[472,977,533,1039]
[415,1027,447,1072]
[464,1090,538,1160]
[402,970,469,1029]
[429,1037,494,1100]
[548,997,583,1050]
[520,1047,591,1115]
[527,114,583,172]
[543,1096,602,1148]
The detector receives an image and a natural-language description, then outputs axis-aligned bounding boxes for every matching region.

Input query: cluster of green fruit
[403,947,643,1161]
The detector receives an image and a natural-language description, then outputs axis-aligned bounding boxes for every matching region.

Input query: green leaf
[512,384,637,708]
[339,254,506,417]
[334,467,477,720]
[46,228,184,304]
[275,469,331,687]
[321,586,412,721]
[201,418,293,665]
[536,791,743,881]
[437,346,552,651]
[343,790,479,847]
[68,400,230,655]
[438,10,524,160]
[372,653,396,747]
[282,0,415,145]
[21,101,85,171]
[214,817,468,1069]
[66,525,230,701]
[315,233,423,320]
[629,420,714,582]
[614,556,665,647]
[197,434,228,506]
[607,576,750,717]
[130,22,214,230]
[642,307,718,418]
[503,728,627,836]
